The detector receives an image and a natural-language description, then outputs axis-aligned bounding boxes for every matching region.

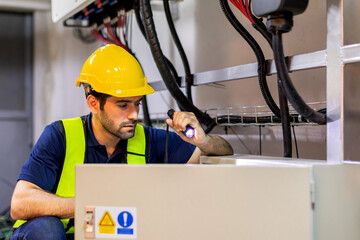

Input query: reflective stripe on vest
[14,117,146,232]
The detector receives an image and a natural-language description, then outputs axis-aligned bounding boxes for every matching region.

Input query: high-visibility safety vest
[14,117,147,233]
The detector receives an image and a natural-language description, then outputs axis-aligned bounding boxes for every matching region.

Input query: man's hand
[166,111,233,163]
[11,180,74,220]
[166,111,208,146]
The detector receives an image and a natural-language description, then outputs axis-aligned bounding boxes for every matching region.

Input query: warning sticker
[95,206,137,239]
[98,211,115,234]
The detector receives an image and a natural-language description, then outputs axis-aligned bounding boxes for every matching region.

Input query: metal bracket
[84,206,95,238]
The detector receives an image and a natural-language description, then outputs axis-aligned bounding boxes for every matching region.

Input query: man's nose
[127,104,138,121]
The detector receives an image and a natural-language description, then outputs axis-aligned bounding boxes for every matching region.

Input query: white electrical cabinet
[75,157,360,240]
[51,0,94,23]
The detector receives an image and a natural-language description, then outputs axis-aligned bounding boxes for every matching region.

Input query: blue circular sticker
[118,211,133,228]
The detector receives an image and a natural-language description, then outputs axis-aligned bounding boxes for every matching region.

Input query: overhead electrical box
[52,0,183,24]
[252,0,309,17]
[52,0,94,23]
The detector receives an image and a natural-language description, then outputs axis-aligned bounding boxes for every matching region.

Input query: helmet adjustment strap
[83,83,94,98]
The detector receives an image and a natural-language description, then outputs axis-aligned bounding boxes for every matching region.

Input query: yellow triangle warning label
[98,211,115,234]
[99,211,115,226]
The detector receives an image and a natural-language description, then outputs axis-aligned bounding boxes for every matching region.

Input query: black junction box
[252,0,309,17]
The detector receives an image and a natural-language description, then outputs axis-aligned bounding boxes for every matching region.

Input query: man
[10,44,233,240]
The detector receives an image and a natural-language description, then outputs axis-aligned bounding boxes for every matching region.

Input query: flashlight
[167,109,195,138]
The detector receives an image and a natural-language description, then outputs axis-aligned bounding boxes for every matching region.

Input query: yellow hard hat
[76,44,155,97]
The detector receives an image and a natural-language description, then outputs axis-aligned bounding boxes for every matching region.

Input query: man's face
[97,95,143,140]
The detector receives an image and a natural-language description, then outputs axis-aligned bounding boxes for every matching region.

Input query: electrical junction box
[252,0,309,17]
[75,157,360,240]
[51,0,184,23]
[52,0,94,23]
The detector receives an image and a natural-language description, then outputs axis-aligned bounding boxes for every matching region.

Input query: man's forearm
[198,135,233,156]
[11,180,74,220]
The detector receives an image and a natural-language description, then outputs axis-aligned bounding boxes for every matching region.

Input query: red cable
[92,29,114,45]
[116,12,128,49]
[105,23,122,46]
[229,0,254,24]
[230,0,246,16]
[239,0,252,21]
[245,0,255,24]
[106,22,130,51]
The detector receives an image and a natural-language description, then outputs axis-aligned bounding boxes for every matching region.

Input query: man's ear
[87,95,99,114]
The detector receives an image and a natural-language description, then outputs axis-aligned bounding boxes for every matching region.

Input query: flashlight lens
[185,128,195,138]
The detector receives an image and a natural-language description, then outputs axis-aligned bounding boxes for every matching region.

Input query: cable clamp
[255,107,258,124]
[241,108,244,124]
[265,59,271,76]
[186,74,194,86]
[298,114,302,123]
[227,109,230,124]
[291,115,296,124]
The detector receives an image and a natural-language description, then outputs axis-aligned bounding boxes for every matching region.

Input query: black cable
[247,0,259,26]
[278,80,292,157]
[217,115,282,124]
[292,125,299,158]
[204,121,217,134]
[134,0,147,36]
[130,51,153,127]
[163,0,193,103]
[140,0,214,128]
[226,3,299,162]
[165,124,169,163]
[219,0,281,119]
[250,10,293,158]
[272,33,326,125]
[73,28,97,44]
[215,108,325,124]
[134,0,182,87]
[220,1,294,160]
[142,95,152,127]
[135,0,183,111]
[252,18,272,46]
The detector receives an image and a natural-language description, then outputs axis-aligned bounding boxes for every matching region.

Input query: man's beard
[98,111,137,140]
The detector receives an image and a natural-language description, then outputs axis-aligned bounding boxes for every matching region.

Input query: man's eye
[136,102,142,107]
[119,104,127,108]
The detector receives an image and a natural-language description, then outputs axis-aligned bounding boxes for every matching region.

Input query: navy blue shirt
[19,114,195,193]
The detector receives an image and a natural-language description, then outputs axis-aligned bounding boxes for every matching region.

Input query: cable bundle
[220,0,293,157]
[230,0,255,24]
